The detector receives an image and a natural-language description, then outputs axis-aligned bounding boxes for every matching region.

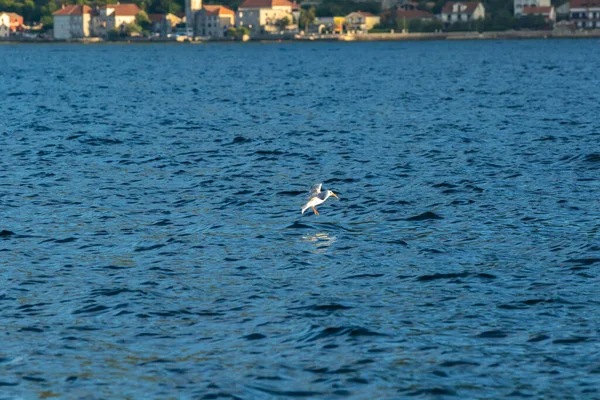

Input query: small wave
[406,212,443,221]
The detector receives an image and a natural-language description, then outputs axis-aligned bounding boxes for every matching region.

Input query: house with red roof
[236,0,294,33]
[570,0,600,28]
[0,12,24,37]
[381,2,435,27]
[514,0,551,15]
[148,13,182,36]
[439,2,485,25]
[195,5,235,38]
[52,5,93,39]
[345,11,381,32]
[521,6,556,22]
[93,3,142,36]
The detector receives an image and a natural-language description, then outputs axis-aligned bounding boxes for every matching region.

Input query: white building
[195,5,235,38]
[53,5,93,40]
[440,2,485,24]
[0,13,10,37]
[570,0,600,28]
[345,11,381,32]
[236,0,294,33]
[514,0,550,15]
[93,3,141,37]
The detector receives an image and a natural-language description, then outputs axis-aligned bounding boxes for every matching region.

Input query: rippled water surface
[1,40,600,398]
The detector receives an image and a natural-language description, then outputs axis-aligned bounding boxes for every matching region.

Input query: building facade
[195,5,234,38]
[53,5,92,39]
[570,0,600,28]
[149,13,182,37]
[514,0,550,15]
[440,2,485,24]
[185,0,202,36]
[93,4,141,37]
[345,11,381,32]
[0,12,23,37]
[0,13,10,37]
[236,0,294,33]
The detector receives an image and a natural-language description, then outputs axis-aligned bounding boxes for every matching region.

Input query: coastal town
[0,0,599,41]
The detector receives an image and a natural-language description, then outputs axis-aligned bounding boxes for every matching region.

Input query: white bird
[301,183,339,215]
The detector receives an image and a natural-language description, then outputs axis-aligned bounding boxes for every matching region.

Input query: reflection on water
[302,232,337,253]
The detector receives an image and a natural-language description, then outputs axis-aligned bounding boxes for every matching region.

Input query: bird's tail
[301,205,309,214]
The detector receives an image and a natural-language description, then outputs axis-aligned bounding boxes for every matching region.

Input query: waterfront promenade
[2,29,600,43]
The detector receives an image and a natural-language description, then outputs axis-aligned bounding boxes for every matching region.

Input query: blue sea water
[1,39,600,399]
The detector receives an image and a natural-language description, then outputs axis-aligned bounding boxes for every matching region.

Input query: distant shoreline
[2,29,600,44]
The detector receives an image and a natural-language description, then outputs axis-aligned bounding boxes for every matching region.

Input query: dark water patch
[22,376,47,382]
[134,244,166,252]
[528,334,550,342]
[251,385,324,397]
[0,230,16,238]
[138,358,174,366]
[306,326,387,342]
[19,326,45,333]
[72,305,110,315]
[286,222,314,229]
[405,388,457,396]
[52,237,78,244]
[90,288,144,297]
[243,333,266,341]
[583,153,600,163]
[79,136,123,146]
[278,190,305,196]
[152,219,172,226]
[417,272,469,281]
[344,274,385,280]
[476,330,508,339]
[67,326,100,331]
[439,360,480,367]
[311,304,353,311]
[294,304,353,312]
[553,337,589,344]
[507,390,535,398]
[387,239,408,246]
[406,212,443,221]
[564,258,600,266]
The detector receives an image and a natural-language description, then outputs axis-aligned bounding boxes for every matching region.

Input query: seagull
[301,183,339,215]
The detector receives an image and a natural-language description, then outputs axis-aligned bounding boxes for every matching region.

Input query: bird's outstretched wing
[307,183,322,199]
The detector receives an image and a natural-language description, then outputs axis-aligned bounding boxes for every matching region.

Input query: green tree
[155,0,181,14]
[484,10,515,31]
[423,19,443,32]
[136,10,151,30]
[40,14,53,30]
[107,27,120,40]
[276,16,290,30]
[315,0,380,18]
[125,23,143,35]
[397,17,408,32]
[408,18,422,32]
[299,7,316,31]
[225,27,238,38]
[237,26,249,38]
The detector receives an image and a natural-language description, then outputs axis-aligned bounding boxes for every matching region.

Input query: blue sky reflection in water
[1,40,600,398]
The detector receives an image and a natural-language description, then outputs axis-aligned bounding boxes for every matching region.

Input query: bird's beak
[331,192,339,199]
